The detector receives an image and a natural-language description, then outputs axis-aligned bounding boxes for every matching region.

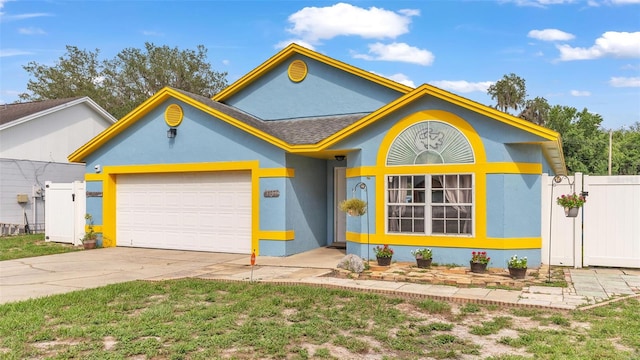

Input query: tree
[487,73,527,113]
[519,96,550,126]
[19,43,228,119]
[612,122,640,175]
[546,105,609,174]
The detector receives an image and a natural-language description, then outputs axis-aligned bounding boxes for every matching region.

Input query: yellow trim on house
[257,230,295,241]
[84,173,104,181]
[258,167,295,178]
[85,224,103,233]
[346,232,541,249]
[213,43,412,102]
[91,161,292,255]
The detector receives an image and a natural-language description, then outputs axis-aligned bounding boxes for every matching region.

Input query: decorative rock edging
[330,262,556,290]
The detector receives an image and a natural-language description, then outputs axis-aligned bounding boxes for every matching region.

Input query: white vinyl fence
[542,173,640,268]
[44,181,86,245]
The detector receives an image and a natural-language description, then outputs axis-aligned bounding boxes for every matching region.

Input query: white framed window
[387,174,473,235]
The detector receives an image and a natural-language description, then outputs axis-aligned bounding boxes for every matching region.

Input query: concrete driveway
[0,247,345,304]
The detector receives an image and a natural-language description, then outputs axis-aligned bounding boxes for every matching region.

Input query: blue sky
[1,0,638,130]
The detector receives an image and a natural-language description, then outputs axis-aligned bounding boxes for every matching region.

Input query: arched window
[385,121,474,236]
[386,121,474,166]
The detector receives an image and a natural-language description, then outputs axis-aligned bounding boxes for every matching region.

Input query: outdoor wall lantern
[167,128,177,139]
[335,155,345,161]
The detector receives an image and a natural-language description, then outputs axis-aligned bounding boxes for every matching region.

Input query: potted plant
[470,251,490,273]
[556,193,586,218]
[339,198,367,216]
[507,254,528,279]
[373,244,394,266]
[411,248,433,268]
[81,213,97,249]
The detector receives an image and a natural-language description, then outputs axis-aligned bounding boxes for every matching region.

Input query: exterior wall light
[335,155,345,161]
[167,128,177,138]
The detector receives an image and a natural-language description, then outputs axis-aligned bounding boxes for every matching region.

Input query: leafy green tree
[519,96,550,126]
[19,43,228,119]
[487,73,527,113]
[546,105,608,174]
[612,122,640,175]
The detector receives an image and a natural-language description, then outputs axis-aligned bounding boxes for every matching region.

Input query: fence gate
[44,181,86,245]
[542,173,640,268]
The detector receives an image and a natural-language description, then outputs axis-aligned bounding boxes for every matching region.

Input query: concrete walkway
[2,247,639,309]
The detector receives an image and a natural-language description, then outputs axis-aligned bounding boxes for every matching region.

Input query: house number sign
[263,190,280,198]
[86,191,103,197]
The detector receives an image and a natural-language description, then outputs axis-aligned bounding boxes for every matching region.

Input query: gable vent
[165,104,183,127]
[288,60,308,83]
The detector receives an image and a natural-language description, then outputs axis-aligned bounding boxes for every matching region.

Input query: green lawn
[0,279,637,359]
[0,234,81,261]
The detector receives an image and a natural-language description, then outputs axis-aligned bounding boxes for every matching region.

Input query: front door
[334,167,347,245]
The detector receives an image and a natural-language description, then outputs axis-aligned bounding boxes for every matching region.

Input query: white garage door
[116,171,251,253]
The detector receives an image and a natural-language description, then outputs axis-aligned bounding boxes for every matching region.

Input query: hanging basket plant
[556,193,586,218]
[339,198,367,216]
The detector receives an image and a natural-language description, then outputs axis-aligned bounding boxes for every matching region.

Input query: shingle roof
[0,97,84,126]
[174,88,368,146]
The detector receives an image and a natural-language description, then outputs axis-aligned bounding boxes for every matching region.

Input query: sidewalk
[2,246,638,309]
[149,249,640,310]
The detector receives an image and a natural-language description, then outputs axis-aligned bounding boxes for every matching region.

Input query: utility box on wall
[16,194,29,204]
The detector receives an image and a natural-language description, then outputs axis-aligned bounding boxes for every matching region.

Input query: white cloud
[528,29,575,41]
[0,48,32,57]
[18,27,45,35]
[384,73,416,87]
[1,12,52,21]
[570,90,591,96]
[352,42,434,65]
[429,80,494,93]
[610,0,640,4]
[621,63,640,70]
[222,59,230,66]
[274,40,316,51]
[609,76,640,87]
[504,0,575,8]
[286,3,418,43]
[557,31,640,60]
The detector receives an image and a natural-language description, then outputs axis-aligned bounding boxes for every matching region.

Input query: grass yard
[0,234,81,261]
[0,279,638,359]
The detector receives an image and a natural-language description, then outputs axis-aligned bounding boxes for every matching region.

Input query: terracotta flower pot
[470,261,487,274]
[416,258,432,269]
[83,240,97,250]
[376,256,392,266]
[508,267,527,279]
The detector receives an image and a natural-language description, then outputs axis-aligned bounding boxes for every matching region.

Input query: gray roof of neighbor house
[0,97,117,130]
[0,97,84,126]
[174,88,368,145]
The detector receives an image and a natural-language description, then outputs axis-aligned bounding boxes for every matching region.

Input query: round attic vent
[288,60,308,82]
[165,104,183,127]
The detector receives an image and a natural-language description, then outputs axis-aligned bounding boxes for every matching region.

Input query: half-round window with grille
[386,121,474,166]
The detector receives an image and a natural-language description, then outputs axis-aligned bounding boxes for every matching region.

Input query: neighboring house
[69,44,566,267]
[0,97,116,234]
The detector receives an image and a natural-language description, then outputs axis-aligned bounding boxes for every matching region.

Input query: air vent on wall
[288,60,308,83]
[165,104,183,127]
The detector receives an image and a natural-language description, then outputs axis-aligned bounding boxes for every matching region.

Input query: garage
[116,171,251,253]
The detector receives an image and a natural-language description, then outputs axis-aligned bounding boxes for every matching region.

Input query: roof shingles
[0,97,84,126]
[174,88,368,146]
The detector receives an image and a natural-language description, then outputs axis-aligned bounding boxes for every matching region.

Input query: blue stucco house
[69,44,566,268]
